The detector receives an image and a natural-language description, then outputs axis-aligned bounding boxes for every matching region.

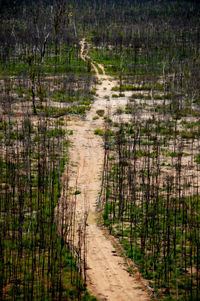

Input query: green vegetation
[94,128,104,136]
[96,110,105,117]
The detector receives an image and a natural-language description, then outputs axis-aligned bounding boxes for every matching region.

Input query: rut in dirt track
[65,39,150,301]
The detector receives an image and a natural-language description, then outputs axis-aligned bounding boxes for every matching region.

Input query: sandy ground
[62,39,150,301]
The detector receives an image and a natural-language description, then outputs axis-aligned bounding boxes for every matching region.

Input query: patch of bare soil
[62,39,150,301]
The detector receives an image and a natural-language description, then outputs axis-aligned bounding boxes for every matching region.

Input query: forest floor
[64,39,151,301]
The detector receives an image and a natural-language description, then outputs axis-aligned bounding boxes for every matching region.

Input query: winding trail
[66,39,150,301]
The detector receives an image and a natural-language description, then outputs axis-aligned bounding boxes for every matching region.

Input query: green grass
[94,128,104,136]
[0,46,90,76]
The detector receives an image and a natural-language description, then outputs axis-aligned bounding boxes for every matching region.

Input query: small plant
[115,107,124,115]
[112,94,118,98]
[104,95,110,101]
[74,190,81,195]
[96,109,105,117]
[68,130,73,135]
[94,128,104,136]
[195,154,200,164]
[104,117,112,123]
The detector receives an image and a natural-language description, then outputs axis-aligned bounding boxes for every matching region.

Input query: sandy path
[65,39,150,301]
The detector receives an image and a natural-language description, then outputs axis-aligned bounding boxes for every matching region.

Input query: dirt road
[66,39,150,301]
